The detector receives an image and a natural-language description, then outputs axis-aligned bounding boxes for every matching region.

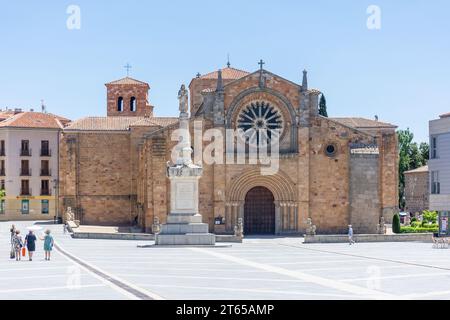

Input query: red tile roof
[105,77,149,86]
[129,117,179,127]
[200,67,250,80]
[0,110,19,121]
[65,116,178,131]
[0,112,65,129]
[330,117,397,129]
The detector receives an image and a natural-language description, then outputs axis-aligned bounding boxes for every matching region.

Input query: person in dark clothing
[24,231,37,261]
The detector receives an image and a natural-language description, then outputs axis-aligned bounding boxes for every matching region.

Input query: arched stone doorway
[244,187,275,235]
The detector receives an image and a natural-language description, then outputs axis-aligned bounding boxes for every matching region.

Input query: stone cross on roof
[124,63,132,76]
[258,59,265,70]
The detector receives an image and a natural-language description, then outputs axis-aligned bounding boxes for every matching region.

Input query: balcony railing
[20,148,32,156]
[20,168,32,176]
[20,188,31,196]
[40,149,51,157]
[40,189,51,196]
[40,169,52,176]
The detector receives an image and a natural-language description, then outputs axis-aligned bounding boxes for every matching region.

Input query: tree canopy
[397,128,429,210]
[318,94,328,117]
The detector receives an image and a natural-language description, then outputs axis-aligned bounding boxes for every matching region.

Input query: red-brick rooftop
[331,117,397,129]
[105,77,150,87]
[199,67,250,80]
[0,112,69,129]
[65,116,178,131]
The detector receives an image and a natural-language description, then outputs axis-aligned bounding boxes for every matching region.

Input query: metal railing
[20,148,32,156]
[20,168,32,176]
[40,148,51,157]
[40,168,52,176]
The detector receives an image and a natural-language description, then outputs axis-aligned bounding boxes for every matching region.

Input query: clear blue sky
[1,1,449,143]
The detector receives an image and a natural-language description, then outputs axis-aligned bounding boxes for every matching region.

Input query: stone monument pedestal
[155,213,216,245]
[155,84,215,246]
[155,164,215,246]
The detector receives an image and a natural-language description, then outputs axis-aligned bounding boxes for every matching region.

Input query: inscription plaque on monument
[176,182,195,210]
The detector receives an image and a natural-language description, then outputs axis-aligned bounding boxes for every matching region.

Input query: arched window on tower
[130,97,137,112]
[117,97,124,112]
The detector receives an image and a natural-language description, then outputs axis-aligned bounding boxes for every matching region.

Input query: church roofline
[105,77,150,87]
[221,69,317,94]
[320,116,377,138]
[188,66,250,88]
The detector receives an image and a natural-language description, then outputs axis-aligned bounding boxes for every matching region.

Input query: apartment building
[429,113,450,235]
[0,112,69,221]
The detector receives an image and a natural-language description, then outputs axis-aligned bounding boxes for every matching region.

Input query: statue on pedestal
[178,84,188,114]
[234,218,244,239]
[66,207,74,222]
[155,84,215,246]
[152,217,161,235]
[306,218,316,236]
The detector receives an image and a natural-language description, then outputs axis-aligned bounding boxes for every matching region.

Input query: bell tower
[105,77,153,117]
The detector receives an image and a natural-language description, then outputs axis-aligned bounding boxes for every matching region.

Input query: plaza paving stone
[1,221,449,300]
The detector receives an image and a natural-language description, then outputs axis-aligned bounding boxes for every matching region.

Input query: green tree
[419,142,429,164]
[318,94,328,117]
[0,189,5,214]
[397,129,428,209]
[392,213,401,234]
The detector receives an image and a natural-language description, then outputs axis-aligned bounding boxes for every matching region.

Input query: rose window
[237,101,283,144]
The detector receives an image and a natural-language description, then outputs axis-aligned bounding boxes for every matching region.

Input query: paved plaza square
[1,221,449,300]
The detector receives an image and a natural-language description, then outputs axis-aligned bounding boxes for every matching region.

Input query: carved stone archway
[225,169,298,235]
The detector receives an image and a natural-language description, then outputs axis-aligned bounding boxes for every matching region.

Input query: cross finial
[124,63,132,77]
[196,72,201,78]
[258,59,265,70]
[227,54,231,68]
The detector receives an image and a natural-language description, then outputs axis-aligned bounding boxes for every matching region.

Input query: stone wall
[405,171,429,214]
[59,132,137,226]
[349,153,380,234]
[308,117,376,234]
[379,132,399,222]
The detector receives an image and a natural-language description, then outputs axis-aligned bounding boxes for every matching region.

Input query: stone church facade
[59,64,399,235]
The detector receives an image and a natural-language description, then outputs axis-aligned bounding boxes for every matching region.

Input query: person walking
[24,230,37,261]
[348,225,355,245]
[42,230,54,261]
[11,230,23,261]
[9,225,16,244]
